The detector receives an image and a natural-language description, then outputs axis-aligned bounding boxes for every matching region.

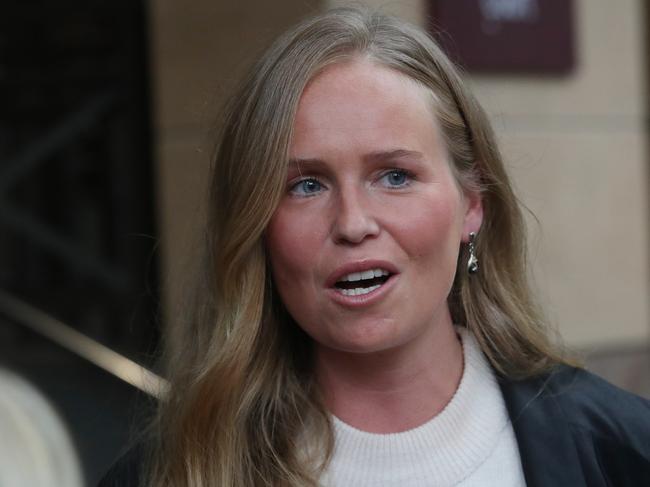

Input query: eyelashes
[289,178,323,196]
[378,169,414,188]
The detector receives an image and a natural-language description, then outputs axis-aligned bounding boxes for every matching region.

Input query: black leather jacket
[500,365,650,486]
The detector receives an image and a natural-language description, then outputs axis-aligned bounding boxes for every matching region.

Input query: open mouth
[334,268,392,296]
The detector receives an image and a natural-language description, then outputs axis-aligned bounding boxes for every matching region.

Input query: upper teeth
[338,268,389,282]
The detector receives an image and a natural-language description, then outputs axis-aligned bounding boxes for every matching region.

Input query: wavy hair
[146,7,567,486]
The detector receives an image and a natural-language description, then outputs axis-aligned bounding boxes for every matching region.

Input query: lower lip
[326,274,399,308]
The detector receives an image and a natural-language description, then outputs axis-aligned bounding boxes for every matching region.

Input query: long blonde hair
[147,7,567,486]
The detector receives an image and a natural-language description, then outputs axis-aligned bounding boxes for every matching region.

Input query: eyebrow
[288,149,424,167]
[362,149,425,164]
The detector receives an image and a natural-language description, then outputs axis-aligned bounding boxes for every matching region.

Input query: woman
[101,7,649,487]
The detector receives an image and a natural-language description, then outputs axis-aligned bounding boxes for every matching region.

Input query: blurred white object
[0,368,84,487]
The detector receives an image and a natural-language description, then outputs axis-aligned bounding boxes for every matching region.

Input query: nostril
[332,216,380,245]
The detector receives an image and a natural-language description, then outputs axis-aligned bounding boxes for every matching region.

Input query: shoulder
[511,365,650,447]
[97,444,145,487]
[545,366,650,438]
[500,365,650,484]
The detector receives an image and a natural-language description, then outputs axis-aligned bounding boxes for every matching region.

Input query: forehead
[297,58,434,122]
[290,59,444,158]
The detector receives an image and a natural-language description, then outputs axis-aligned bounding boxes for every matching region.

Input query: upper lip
[325,260,399,288]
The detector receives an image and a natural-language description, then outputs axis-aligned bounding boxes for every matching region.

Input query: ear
[461,188,483,243]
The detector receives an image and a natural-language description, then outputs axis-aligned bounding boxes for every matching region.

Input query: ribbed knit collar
[322,328,510,486]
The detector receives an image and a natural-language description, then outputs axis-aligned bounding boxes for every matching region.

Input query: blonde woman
[101,7,650,487]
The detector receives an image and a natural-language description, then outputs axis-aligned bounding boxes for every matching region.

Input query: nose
[331,187,380,245]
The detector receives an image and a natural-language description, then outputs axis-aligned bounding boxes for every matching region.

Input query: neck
[315,318,463,434]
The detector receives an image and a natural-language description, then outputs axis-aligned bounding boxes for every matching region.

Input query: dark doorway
[0,0,159,358]
[0,1,159,483]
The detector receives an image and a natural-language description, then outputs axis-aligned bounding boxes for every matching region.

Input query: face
[266,59,482,355]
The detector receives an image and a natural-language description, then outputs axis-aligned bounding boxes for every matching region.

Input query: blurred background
[0,0,647,485]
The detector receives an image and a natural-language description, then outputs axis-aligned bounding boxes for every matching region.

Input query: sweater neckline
[325,327,510,486]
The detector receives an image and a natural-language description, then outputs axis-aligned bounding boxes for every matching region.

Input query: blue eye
[381,169,411,188]
[290,178,323,196]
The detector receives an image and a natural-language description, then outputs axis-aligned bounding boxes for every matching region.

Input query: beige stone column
[468,0,649,349]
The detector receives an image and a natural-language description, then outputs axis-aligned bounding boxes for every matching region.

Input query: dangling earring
[467,232,479,274]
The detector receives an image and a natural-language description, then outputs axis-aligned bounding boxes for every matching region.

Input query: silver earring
[467,232,479,274]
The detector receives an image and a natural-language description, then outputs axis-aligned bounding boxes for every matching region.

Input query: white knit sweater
[321,328,526,487]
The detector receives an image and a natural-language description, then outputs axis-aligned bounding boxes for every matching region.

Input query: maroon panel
[428,0,575,75]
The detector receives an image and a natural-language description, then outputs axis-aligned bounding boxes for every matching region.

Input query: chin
[321,323,409,355]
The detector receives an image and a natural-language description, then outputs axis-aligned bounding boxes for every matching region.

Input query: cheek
[266,207,321,290]
[391,195,462,260]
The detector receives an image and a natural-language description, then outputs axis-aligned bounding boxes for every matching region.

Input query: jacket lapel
[499,370,590,487]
